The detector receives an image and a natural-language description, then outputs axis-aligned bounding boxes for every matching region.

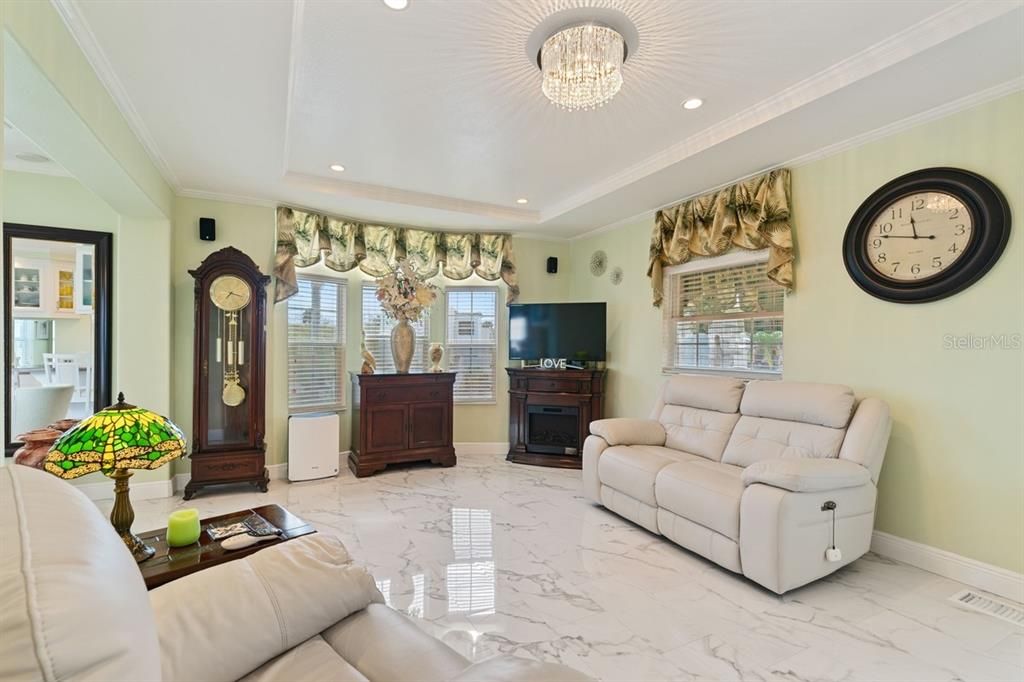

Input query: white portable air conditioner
[288,413,340,482]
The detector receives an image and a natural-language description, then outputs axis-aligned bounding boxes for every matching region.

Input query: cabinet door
[12,265,43,311]
[365,404,408,453]
[75,245,94,313]
[409,402,448,449]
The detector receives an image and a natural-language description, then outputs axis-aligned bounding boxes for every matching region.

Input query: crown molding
[3,160,75,178]
[569,76,1024,241]
[52,0,182,191]
[177,187,278,208]
[542,0,1020,224]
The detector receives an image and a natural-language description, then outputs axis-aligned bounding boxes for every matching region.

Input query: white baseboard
[77,478,173,502]
[871,531,1024,604]
[454,441,509,456]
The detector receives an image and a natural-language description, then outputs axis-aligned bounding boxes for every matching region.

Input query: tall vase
[391,318,415,373]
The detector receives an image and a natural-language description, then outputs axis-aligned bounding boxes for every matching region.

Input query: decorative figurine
[429,343,444,373]
[361,331,377,374]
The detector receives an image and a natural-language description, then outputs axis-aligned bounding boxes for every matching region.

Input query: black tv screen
[509,303,607,361]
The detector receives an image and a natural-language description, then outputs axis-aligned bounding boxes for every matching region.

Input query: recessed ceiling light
[682,98,703,110]
[383,0,408,9]
[329,164,345,172]
[516,198,529,205]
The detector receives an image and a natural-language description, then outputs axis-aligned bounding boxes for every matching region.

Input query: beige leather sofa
[0,464,589,682]
[583,374,891,594]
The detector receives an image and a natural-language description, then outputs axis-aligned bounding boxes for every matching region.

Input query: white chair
[11,384,74,437]
[55,359,89,404]
[42,353,57,384]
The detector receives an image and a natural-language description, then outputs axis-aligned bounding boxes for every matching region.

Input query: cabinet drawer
[366,384,448,404]
[527,377,583,394]
[191,454,261,481]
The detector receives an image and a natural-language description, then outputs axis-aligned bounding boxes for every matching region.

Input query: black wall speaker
[546,256,558,274]
[199,217,216,242]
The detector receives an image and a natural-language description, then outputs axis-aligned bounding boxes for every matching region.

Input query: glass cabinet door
[204,303,252,447]
[75,245,94,312]
[12,267,42,309]
[57,269,75,311]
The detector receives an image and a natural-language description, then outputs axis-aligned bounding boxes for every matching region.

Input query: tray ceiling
[55,0,1024,237]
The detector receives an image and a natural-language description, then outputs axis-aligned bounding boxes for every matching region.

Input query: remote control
[243,514,281,537]
[222,533,278,551]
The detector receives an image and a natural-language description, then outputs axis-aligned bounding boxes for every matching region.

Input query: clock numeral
[954,224,966,236]
[871,238,882,248]
[949,243,959,254]
[911,198,925,210]
[891,262,901,274]
[876,252,886,263]
[932,257,942,269]
[910,264,921,275]
[890,208,903,220]
[949,208,959,220]
[879,222,894,234]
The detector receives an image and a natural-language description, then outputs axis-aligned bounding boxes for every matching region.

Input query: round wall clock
[843,167,1010,303]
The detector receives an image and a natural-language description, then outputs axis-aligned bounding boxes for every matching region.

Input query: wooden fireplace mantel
[506,367,605,469]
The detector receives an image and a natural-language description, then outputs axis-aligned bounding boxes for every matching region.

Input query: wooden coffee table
[137,504,316,590]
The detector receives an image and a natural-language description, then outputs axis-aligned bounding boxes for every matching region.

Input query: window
[445,287,498,403]
[663,251,784,376]
[288,275,346,412]
[361,283,430,373]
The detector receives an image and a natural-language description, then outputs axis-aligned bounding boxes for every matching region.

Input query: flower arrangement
[375,259,438,322]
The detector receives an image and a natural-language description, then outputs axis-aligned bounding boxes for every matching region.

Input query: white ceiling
[55,0,1024,237]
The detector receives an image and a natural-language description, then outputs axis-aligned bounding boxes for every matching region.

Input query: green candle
[166,508,201,547]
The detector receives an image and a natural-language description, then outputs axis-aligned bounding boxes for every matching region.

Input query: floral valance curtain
[647,169,794,306]
[274,207,520,304]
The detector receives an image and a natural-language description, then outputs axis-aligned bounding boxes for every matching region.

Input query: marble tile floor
[106,454,1024,681]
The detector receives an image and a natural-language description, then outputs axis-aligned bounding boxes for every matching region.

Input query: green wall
[567,92,1024,573]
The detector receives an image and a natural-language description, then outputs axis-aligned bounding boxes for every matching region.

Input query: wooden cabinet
[506,368,605,469]
[350,372,455,477]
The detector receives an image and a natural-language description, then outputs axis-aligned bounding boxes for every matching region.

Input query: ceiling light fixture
[382,0,408,10]
[539,24,626,111]
[516,198,529,205]
[682,98,704,110]
[16,152,51,164]
[329,164,345,172]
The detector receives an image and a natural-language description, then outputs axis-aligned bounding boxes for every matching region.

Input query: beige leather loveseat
[583,374,891,594]
[0,465,589,682]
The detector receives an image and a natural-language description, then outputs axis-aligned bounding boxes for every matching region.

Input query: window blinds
[663,258,784,374]
[287,276,346,411]
[361,283,430,374]
[445,288,498,403]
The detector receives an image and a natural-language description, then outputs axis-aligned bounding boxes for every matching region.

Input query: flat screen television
[509,302,607,361]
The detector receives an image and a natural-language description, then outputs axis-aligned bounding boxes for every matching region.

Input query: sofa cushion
[322,604,470,682]
[722,416,847,467]
[657,405,741,461]
[0,465,161,682]
[239,635,369,682]
[740,380,855,429]
[659,374,745,413]
[598,445,703,505]
[654,460,745,540]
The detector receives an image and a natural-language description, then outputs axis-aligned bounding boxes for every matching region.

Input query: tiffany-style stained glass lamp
[44,393,186,562]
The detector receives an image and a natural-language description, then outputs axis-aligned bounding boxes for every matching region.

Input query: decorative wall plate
[610,267,623,285]
[590,250,607,276]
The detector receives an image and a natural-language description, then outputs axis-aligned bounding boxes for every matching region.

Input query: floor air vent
[949,590,1024,626]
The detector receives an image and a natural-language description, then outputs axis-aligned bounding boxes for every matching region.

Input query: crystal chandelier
[541,24,626,111]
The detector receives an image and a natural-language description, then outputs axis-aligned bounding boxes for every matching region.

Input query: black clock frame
[843,167,1010,304]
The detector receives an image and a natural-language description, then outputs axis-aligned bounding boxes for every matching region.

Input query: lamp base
[108,468,155,563]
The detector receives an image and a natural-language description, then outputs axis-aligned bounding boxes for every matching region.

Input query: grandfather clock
[184,247,270,500]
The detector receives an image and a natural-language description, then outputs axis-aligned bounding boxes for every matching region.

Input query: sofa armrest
[741,458,871,493]
[589,418,666,446]
[449,655,593,682]
[150,535,383,682]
